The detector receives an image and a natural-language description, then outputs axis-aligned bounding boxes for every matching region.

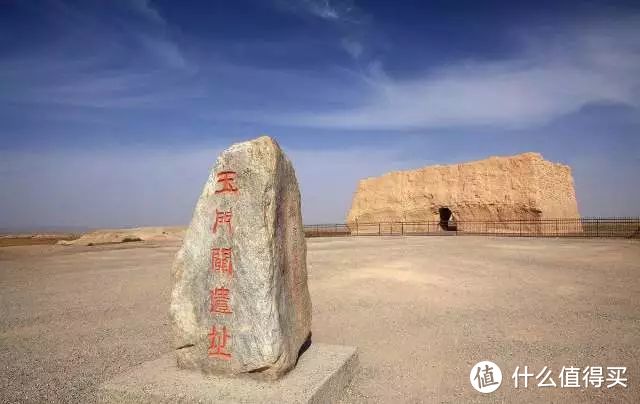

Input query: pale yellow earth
[57,226,185,246]
[1,236,638,403]
[347,152,581,225]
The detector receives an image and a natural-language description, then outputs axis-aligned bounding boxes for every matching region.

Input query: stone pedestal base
[96,343,357,404]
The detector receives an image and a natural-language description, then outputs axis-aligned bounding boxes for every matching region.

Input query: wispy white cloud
[135,33,189,70]
[0,1,194,109]
[274,16,640,130]
[126,0,166,25]
[306,0,340,20]
[273,0,369,59]
[341,38,363,59]
[276,0,361,22]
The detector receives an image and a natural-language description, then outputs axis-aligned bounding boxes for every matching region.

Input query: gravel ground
[1,236,639,403]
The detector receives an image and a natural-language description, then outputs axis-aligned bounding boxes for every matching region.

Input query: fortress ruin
[346,152,581,234]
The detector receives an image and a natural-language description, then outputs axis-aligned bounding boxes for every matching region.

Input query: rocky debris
[58,226,185,246]
[169,136,312,379]
[347,152,580,230]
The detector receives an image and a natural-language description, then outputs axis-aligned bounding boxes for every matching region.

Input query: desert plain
[1,235,639,403]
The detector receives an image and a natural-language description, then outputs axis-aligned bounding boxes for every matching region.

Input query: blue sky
[1,0,639,230]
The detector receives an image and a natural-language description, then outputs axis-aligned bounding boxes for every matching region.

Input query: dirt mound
[58,226,185,246]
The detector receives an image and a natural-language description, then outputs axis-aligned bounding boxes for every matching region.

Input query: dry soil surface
[1,237,639,403]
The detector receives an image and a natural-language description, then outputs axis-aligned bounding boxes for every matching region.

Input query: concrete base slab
[96,343,358,404]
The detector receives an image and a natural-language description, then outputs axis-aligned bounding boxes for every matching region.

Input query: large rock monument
[170,136,312,379]
[98,136,357,404]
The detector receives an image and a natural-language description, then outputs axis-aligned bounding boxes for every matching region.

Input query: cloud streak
[273,0,370,60]
[0,0,195,110]
[276,0,362,22]
[276,16,640,130]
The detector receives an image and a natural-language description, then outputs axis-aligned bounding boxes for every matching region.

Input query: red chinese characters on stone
[215,171,238,194]
[208,325,231,360]
[209,170,237,361]
[210,287,232,314]
[212,248,233,275]
[213,209,232,234]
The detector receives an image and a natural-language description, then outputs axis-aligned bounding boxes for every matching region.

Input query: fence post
[401,222,404,235]
[356,220,358,236]
[378,223,381,236]
[596,219,599,237]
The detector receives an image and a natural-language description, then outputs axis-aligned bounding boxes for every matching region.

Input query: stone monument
[170,135,312,379]
[97,136,357,403]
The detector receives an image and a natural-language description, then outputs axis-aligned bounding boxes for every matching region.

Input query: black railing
[304,218,640,238]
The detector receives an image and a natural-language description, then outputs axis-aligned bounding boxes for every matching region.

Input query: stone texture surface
[96,343,358,404]
[169,136,312,379]
[347,152,580,233]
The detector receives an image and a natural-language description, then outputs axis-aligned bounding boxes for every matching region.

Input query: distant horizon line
[4,215,640,235]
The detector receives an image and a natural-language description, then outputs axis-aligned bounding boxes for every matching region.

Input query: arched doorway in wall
[439,207,452,230]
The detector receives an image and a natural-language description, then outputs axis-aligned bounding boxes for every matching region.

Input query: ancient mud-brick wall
[346,152,581,234]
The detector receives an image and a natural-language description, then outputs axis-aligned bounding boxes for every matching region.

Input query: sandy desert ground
[1,236,639,403]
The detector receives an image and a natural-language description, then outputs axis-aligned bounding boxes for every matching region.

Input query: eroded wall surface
[346,152,580,229]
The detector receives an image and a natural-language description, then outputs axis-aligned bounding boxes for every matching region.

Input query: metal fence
[303,218,640,238]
